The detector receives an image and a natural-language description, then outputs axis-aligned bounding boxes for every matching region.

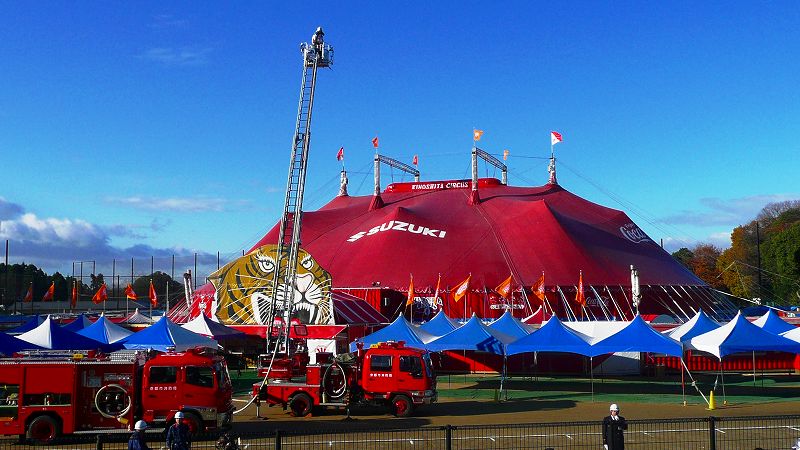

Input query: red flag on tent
[551,131,563,146]
[148,281,158,307]
[531,273,546,302]
[495,274,513,299]
[371,137,379,148]
[412,155,418,166]
[92,284,108,304]
[433,273,441,308]
[575,271,585,306]
[453,275,471,303]
[406,275,415,307]
[23,283,33,303]
[42,282,55,302]
[336,147,344,161]
[124,284,137,300]
[473,129,484,141]
[70,281,78,308]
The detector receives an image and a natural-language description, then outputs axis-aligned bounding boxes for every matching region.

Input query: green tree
[717,223,760,299]
[132,271,182,307]
[761,219,800,304]
[671,247,694,269]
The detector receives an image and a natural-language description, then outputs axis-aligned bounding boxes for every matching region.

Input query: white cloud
[138,47,212,66]
[109,196,226,212]
[659,193,800,227]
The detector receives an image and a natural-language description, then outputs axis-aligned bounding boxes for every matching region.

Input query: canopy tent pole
[720,361,727,405]
[681,356,686,405]
[752,351,756,386]
[590,356,594,402]
[680,358,709,405]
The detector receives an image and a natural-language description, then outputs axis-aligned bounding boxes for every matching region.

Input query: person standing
[128,420,151,450]
[602,403,627,450]
[166,411,192,450]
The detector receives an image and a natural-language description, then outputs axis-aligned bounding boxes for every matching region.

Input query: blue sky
[1,1,798,278]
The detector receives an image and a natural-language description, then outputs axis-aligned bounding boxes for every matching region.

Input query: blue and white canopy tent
[506,316,592,356]
[122,316,217,352]
[427,314,517,393]
[61,314,94,332]
[589,315,683,358]
[488,311,534,340]
[6,315,44,335]
[752,309,796,335]
[0,332,41,355]
[417,310,461,337]
[181,313,245,340]
[349,315,436,352]
[688,311,800,402]
[17,316,105,351]
[77,315,133,346]
[665,310,720,342]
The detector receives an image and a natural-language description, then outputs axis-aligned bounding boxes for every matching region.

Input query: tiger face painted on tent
[209,245,334,325]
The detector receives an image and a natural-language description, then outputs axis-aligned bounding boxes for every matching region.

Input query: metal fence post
[275,429,282,450]
[445,424,452,450]
[708,416,716,450]
[96,433,103,450]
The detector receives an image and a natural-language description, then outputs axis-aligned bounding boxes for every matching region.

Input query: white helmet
[174,411,184,419]
[134,420,148,430]
[610,403,619,411]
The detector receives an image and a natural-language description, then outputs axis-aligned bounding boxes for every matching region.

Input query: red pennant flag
[550,131,563,146]
[432,273,441,309]
[336,147,344,161]
[503,149,509,161]
[23,283,33,303]
[124,284,138,300]
[371,137,379,148]
[452,275,471,303]
[42,282,55,302]
[531,273,546,303]
[575,271,585,306]
[70,282,78,308]
[148,281,158,307]
[412,155,418,166]
[495,274,513,299]
[406,274,415,307]
[92,283,108,304]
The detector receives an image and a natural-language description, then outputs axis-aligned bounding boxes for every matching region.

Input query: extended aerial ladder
[267,28,333,351]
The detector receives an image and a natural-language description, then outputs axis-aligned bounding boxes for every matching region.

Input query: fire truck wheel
[288,392,313,417]
[183,412,203,437]
[390,395,413,418]
[26,415,59,445]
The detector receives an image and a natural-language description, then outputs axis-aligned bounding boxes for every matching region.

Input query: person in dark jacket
[128,420,151,450]
[602,403,627,450]
[166,411,192,450]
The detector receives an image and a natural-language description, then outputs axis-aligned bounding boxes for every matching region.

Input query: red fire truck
[0,348,234,444]
[254,341,437,418]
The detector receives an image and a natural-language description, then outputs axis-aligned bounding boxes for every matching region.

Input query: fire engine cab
[0,348,233,444]
[254,341,437,418]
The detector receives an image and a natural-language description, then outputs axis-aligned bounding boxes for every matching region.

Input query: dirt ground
[230,373,800,434]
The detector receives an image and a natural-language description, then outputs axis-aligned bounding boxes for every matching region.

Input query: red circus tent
[247,178,736,322]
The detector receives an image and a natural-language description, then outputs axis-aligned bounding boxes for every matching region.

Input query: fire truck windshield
[215,362,231,389]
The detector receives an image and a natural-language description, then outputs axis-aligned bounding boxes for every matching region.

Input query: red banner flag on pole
[23,283,33,303]
[433,273,441,309]
[42,282,55,302]
[148,281,158,307]
[71,281,78,308]
[412,155,418,166]
[575,271,585,306]
[371,137,379,148]
[406,274,415,307]
[551,131,563,146]
[495,274,513,299]
[531,273,546,302]
[336,147,344,161]
[92,283,108,304]
[452,275,471,303]
[124,284,138,301]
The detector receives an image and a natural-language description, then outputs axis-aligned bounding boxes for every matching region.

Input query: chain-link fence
[2,414,798,449]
